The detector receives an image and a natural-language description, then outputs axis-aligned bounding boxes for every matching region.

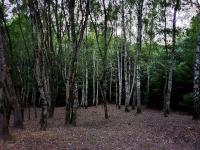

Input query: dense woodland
[0,0,200,147]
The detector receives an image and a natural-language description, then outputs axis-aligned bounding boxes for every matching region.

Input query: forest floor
[0,104,200,150]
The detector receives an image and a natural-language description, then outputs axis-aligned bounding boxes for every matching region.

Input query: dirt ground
[0,104,200,150]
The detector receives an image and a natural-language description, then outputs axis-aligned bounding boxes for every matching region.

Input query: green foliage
[4,0,199,110]
[183,93,193,106]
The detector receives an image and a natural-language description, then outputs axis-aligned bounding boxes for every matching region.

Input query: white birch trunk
[193,29,200,120]
[96,60,99,106]
[85,62,88,108]
[121,0,129,112]
[93,49,96,105]
[109,63,113,102]
[117,50,122,109]
[116,81,118,106]
[81,81,85,107]
[96,80,99,106]
[164,0,179,117]
[136,0,144,114]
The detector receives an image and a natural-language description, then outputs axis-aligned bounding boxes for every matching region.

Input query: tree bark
[132,86,136,110]
[81,81,85,107]
[0,20,10,140]
[28,0,49,130]
[71,82,79,126]
[117,50,122,109]
[93,49,96,105]
[85,62,88,108]
[122,0,130,112]
[136,0,144,114]
[65,0,89,124]
[116,81,118,107]
[109,63,113,102]
[193,15,200,120]
[164,0,179,117]
[96,80,99,106]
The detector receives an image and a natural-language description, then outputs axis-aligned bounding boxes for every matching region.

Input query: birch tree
[163,0,180,117]
[193,2,200,120]
[28,0,50,130]
[117,47,122,109]
[121,0,130,112]
[136,0,144,114]
[90,0,118,118]
[0,12,10,139]
[65,0,89,124]
[0,0,24,128]
[93,48,96,105]
[193,16,200,119]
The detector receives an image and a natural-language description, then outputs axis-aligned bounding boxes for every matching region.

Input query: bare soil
[1,104,200,150]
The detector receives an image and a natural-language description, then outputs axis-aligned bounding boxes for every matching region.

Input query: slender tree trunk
[128,57,131,94]
[65,82,70,124]
[65,0,89,124]
[26,89,31,120]
[136,0,144,114]
[81,81,85,107]
[93,49,96,105]
[71,82,78,126]
[122,0,130,112]
[85,62,88,108]
[0,22,10,140]
[32,87,37,118]
[102,0,109,119]
[43,67,51,119]
[0,108,10,140]
[20,88,25,121]
[146,43,151,104]
[164,62,172,117]
[117,50,122,109]
[39,90,48,130]
[29,0,48,129]
[127,56,137,109]
[164,0,179,117]
[5,72,23,128]
[49,96,55,118]
[163,0,168,116]
[96,80,99,106]
[47,0,57,119]
[116,80,118,106]
[132,86,136,110]
[193,16,200,120]
[65,0,77,124]
[38,56,48,130]
[90,0,112,118]
[81,45,85,107]
[96,61,99,106]
[109,63,113,102]
[0,6,23,128]
[145,1,156,105]
[102,79,109,119]
[136,64,141,113]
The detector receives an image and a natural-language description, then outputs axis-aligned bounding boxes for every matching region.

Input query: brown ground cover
[1,104,200,150]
